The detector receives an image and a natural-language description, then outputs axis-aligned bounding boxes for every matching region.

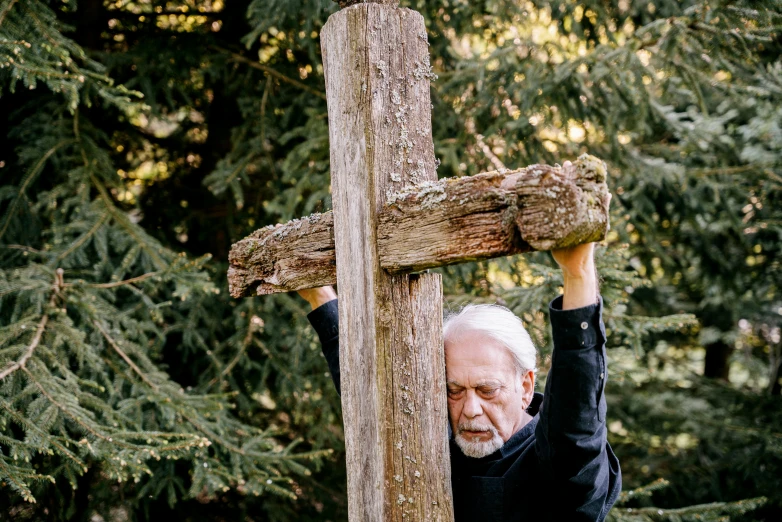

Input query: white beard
[454,421,504,458]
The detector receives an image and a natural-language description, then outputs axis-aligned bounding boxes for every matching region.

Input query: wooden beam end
[515,154,611,250]
[227,213,337,297]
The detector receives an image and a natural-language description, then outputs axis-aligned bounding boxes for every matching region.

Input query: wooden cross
[228,1,610,520]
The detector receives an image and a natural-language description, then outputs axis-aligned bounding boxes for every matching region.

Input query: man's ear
[521,369,535,406]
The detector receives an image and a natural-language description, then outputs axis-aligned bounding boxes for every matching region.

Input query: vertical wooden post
[321,2,454,520]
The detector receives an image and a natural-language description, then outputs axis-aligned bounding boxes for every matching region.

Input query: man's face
[445,330,535,458]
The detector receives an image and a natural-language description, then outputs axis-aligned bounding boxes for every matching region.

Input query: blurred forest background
[1,0,780,520]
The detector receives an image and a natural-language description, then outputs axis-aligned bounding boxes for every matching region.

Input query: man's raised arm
[535,242,621,520]
[299,287,342,395]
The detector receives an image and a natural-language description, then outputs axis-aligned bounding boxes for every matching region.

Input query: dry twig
[0,268,63,381]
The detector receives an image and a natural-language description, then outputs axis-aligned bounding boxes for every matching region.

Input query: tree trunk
[704,340,732,381]
[72,0,104,51]
[770,347,781,396]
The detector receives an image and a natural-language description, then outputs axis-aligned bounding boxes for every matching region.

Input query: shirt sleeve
[306,299,341,395]
[535,294,621,521]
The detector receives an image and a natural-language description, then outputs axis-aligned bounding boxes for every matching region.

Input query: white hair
[443,304,537,376]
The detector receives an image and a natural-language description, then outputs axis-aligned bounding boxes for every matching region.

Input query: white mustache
[458,422,498,435]
[454,420,504,458]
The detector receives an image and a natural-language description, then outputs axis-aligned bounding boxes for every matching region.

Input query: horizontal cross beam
[228,154,609,297]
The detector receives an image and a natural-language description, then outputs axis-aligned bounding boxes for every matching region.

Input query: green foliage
[1,0,779,520]
[610,478,768,521]
[0,0,140,110]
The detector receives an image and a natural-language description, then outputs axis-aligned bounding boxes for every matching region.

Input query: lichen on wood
[227,211,336,297]
[227,155,611,297]
[515,154,610,251]
[376,154,610,272]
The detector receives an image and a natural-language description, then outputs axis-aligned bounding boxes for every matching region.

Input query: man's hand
[552,243,598,310]
[297,286,337,310]
[551,242,595,279]
[550,176,610,310]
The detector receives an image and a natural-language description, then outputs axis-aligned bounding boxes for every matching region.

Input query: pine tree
[1,0,779,520]
[1,1,331,519]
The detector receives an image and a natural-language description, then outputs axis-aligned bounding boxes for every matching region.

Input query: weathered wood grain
[227,212,335,298]
[396,273,451,516]
[227,155,610,296]
[377,169,527,272]
[322,3,454,521]
[378,154,610,271]
[515,154,610,250]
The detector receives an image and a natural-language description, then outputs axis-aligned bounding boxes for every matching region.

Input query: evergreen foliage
[0,0,779,520]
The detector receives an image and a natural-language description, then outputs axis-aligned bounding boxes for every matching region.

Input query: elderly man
[298,242,621,521]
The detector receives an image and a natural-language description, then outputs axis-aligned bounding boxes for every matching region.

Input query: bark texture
[321,4,454,521]
[228,155,610,296]
[378,154,609,272]
[377,169,527,272]
[227,212,335,297]
[515,154,610,251]
[384,273,451,519]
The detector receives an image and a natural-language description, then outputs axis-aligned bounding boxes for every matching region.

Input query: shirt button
[580,321,589,330]
[600,373,604,379]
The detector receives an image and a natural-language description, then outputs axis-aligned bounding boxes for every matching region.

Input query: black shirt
[307,295,621,521]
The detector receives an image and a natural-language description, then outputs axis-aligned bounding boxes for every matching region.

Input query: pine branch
[221,49,328,101]
[95,319,265,458]
[690,164,775,176]
[64,270,161,289]
[0,400,87,470]
[617,478,670,505]
[206,317,256,388]
[0,0,16,28]
[474,133,507,171]
[463,116,507,171]
[764,168,782,185]
[89,174,167,269]
[55,213,109,262]
[626,496,767,518]
[0,268,62,380]
[0,244,44,255]
[180,413,245,455]
[0,312,48,380]
[0,456,35,503]
[93,320,159,390]
[21,367,120,445]
[0,139,74,241]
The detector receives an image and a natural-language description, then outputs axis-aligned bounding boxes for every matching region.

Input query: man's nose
[462,390,483,419]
